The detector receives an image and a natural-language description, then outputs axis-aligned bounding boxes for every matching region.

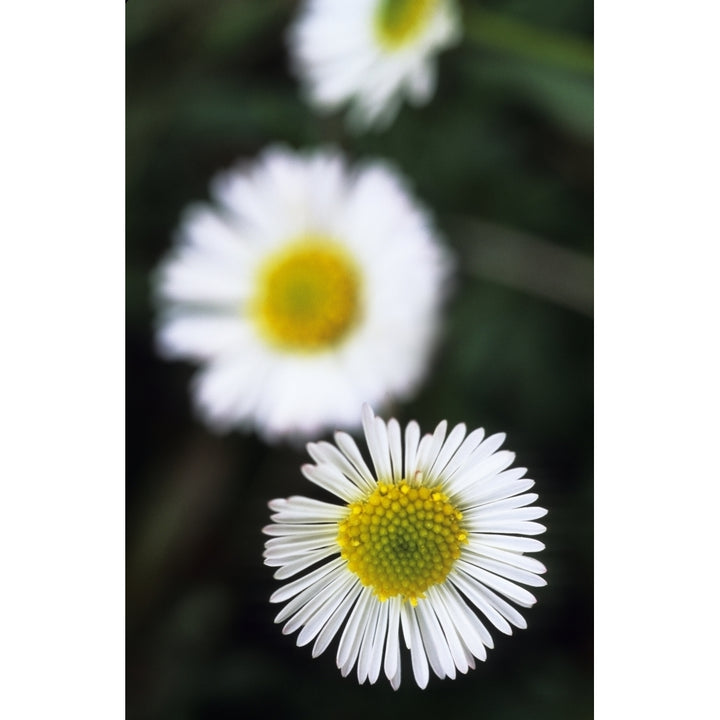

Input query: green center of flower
[251,237,361,351]
[375,0,437,49]
[337,479,466,605]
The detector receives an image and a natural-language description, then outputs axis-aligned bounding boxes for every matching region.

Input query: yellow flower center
[251,237,361,351]
[375,0,437,49]
[337,479,466,605]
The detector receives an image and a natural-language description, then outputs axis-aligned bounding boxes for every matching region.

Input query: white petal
[296,571,358,647]
[383,597,402,683]
[404,420,421,478]
[455,560,538,608]
[312,581,363,658]
[428,584,489,662]
[306,441,374,493]
[268,496,346,524]
[425,586,471,673]
[333,431,378,493]
[271,547,338,579]
[448,570,513,635]
[301,463,363,503]
[337,587,375,672]
[387,418,404,482]
[427,422,466,479]
[416,598,455,680]
[401,604,429,689]
[356,595,383,683]
[271,557,346,605]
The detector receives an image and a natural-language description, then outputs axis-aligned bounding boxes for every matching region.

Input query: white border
[596,1,719,716]
[1,2,125,718]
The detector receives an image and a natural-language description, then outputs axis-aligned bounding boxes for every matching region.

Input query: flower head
[263,405,547,688]
[154,147,449,441]
[289,0,461,130]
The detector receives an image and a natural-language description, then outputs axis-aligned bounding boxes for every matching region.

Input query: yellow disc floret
[337,479,466,605]
[251,236,361,351]
[375,0,437,50]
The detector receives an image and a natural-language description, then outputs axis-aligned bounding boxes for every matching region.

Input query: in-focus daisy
[154,147,449,441]
[289,0,461,130]
[263,405,547,688]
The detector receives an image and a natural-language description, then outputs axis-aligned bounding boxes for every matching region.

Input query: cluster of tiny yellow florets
[337,478,466,605]
[252,237,360,351]
[375,0,437,49]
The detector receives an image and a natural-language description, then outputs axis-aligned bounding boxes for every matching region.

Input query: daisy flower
[289,0,461,130]
[263,405,548,688]
[154,147,449,441]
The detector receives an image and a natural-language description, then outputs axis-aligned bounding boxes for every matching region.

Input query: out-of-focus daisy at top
[263,405,547,688]
[154,146,449,442]
[289,0,461,130]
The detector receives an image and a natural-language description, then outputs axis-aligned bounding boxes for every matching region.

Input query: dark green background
[127,1,593,717]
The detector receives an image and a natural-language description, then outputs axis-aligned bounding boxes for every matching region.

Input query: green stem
[451,218,594,317]
[463,7,594,75]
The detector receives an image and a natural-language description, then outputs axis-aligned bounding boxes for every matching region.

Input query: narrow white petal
[444,435,509,495]
[296,572,358,647]
[459,475,535,508]
[404,420,421,478]
[470,492,540,512]
[270,557,345,604]
[337,587,375,672]
[367,599,389,684]
[387,418,404,482]
[333,431,377,492]
[416,598,455,680]
[436,427,485,483]
[428,422,466,479]
[425,586,470,674]
[417,420,448,476]
[356,595,383,683]
[362,408,393,482]
[448,571,512,635]
[442,581,493,653]
[456,560,538,608]
[264,533,338,557]
[472,533,546,554]
[413,434,435,482]
[466,520,547,536]
[402,604,429,689]
[307,441,374,493]
[476,585,529,631]
[467,506,548,524]
[301,463,362,503]
[268,496,346,523]
[271,547,338,579]
[383,597,402,683]
[462,555,547,588]
[262,522,338,538]
[312,581,363,658]
[463,542,547,575]
[282,566,353,635]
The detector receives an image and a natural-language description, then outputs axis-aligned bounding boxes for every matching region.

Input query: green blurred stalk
[463,7,594,75]
[452,218,594,317]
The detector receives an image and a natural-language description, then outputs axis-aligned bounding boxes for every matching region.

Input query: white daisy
[263,404,548,689]
[289,0,461,130]
[154,147,449,441]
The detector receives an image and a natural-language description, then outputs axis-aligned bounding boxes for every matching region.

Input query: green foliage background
[126,1,593,718]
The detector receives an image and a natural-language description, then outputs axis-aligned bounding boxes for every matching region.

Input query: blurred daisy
[289,0,461,130]
[263,405,547,688]
[154,147,448,441]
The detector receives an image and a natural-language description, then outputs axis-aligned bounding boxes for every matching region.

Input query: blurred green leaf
[464,6,593,74]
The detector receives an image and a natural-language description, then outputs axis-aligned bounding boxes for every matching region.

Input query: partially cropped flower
[289,0,461,130]
[263,405,547,688]
[154,147,449,441]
